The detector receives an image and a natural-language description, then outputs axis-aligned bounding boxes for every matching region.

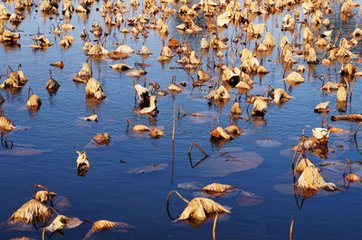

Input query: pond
[0,0,362,239]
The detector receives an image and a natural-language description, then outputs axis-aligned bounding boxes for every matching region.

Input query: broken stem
[354,121,362,139]
[188,141,208,157]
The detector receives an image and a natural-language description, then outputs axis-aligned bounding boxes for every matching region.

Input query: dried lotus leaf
[9,199,51,224]
[314,101,329,112]
[34,190,56,203]
[178,197,230,222]
[284,71,304,84]
[296,158,315,174]
[210,127,231,140]
[297,166,337,191]
[202,183,235,194]
[149,128,164,138]
[132,124,150,132]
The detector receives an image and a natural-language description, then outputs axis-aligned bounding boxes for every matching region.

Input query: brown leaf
[178,197,230,222]
[83,220,133,239]
[9,199,51,224]
[314,101,329,112]
[81,114,98,122]
[34,190,56,204]
[210,127,231,140]
[149,128,164,138]
[132,124,150,133]
[0,116,16,131]
[50,61,64,69]
[284,71,304,85]
[109,63,132,71]
[45,215,82,232]
[345,173,361,182]
[93,133,111,145]
[297,166,337,191]
[295,158,316,174]
[202,183,235,194]
[76,150,90,174]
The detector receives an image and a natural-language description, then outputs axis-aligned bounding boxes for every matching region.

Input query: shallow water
[0,0,362,239]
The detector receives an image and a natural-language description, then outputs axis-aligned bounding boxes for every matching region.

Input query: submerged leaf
[199,148,264,177]
[237,190,263,207]
[126,163,168,174]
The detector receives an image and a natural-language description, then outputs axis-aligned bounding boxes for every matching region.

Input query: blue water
[0,0,362,239]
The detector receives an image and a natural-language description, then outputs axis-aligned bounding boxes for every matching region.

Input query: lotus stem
[212,213,218,240]
[172,96,176,142]
[167,190,189,204]
[354,121,362,139]
[289,218,294,240]
[188,141,208,157]
[49,206,60,216]
[28,87,33,100]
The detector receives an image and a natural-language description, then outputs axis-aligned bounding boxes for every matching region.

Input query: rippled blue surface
[0,0,362,239]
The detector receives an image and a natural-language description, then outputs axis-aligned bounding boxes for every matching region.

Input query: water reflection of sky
[0,0,362,239]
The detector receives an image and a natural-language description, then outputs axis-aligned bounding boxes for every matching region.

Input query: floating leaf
[296,158,316,174]
[297,166,338,191]
[149,128,164,138]
[76,150,90,176]
[210,127,232,140]
[84,220,133,239]
[284,71,304,85]
[80,114,98,122]
[9,199,51,224]
[178,197,230,222]
[93,133,111,145]
[45,215,82,232]
[202,183,235,195]
[314,101,329,112]
[34,190,56,204]
[132,124,150,133]
[0,116,16,131]
[109,63,132,71]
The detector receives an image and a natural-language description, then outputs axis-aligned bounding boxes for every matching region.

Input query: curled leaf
[45,215,82,232]
[9,199,51,224]
[84,220,133,239]
[178,197,230,222]
[202,183,235,195]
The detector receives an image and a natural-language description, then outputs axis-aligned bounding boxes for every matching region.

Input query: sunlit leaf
[83,220,133,239]
[178,197,230,222]
[9,199,52,224]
